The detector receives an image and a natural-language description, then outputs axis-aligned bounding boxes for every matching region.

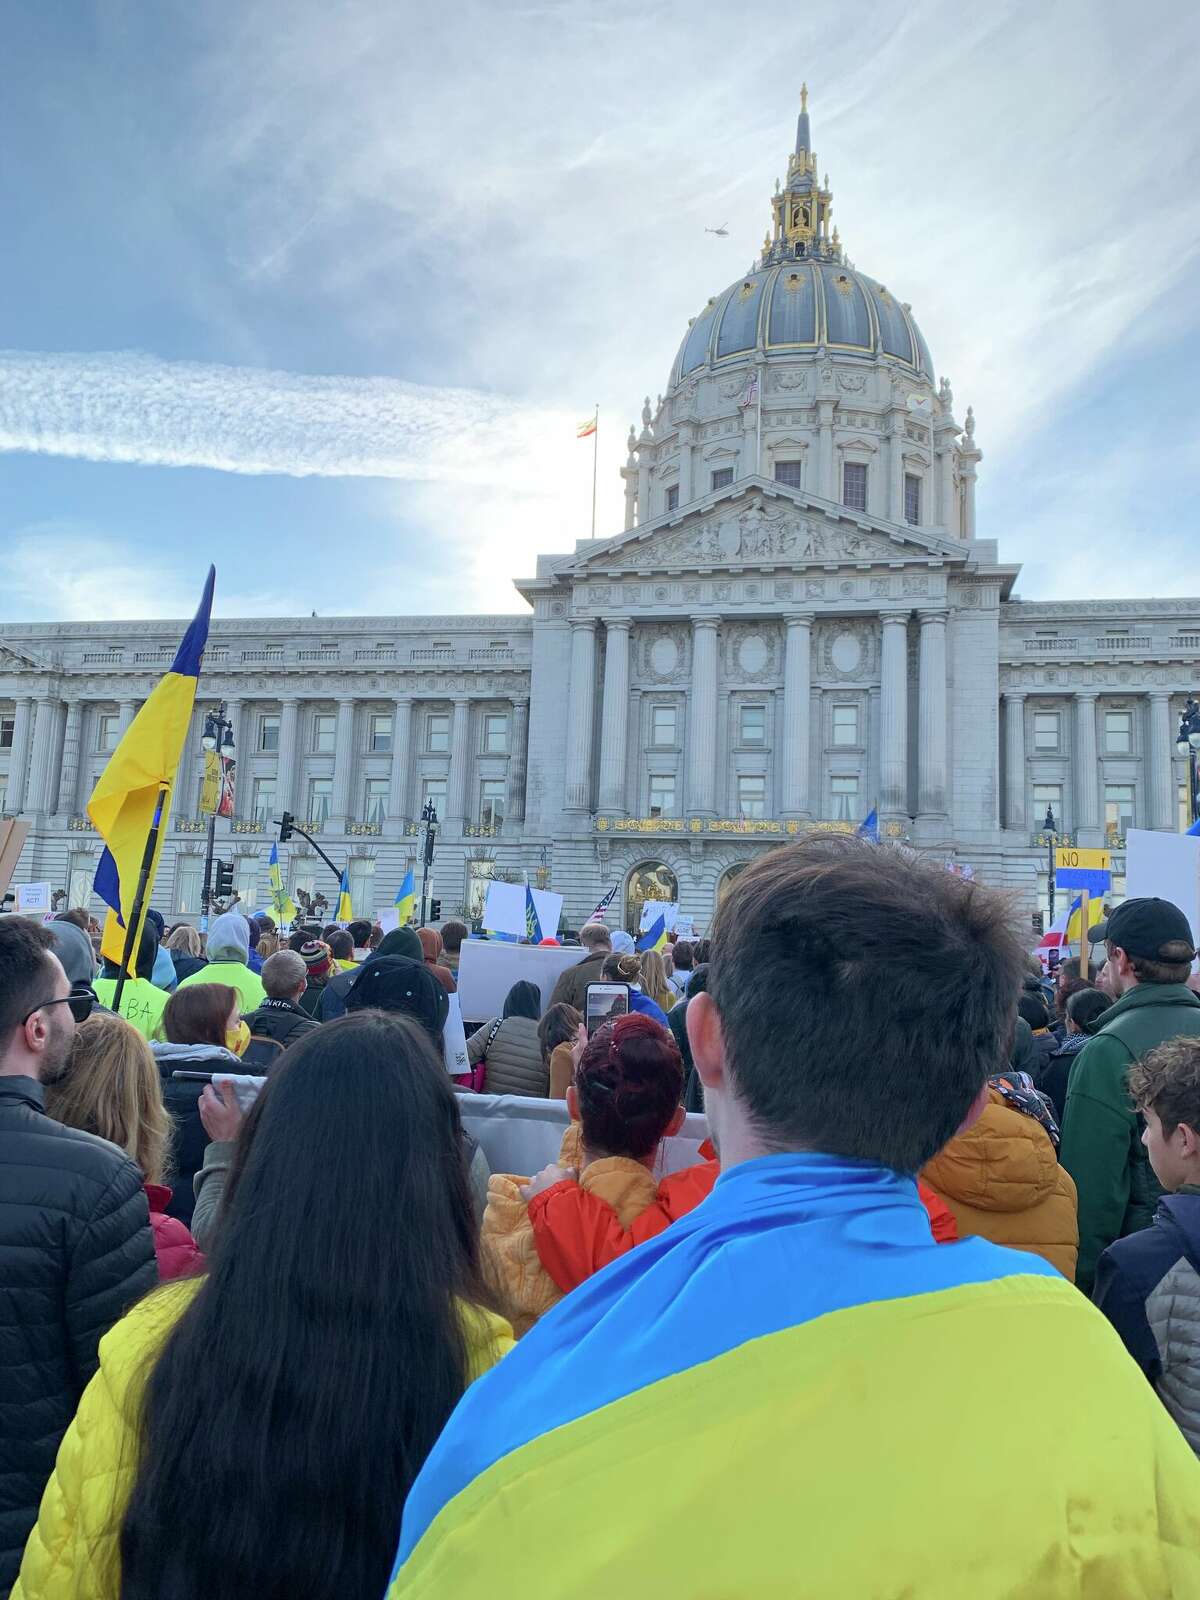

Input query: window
[842,461,868,511]
[831,775,859,821]
[0,716,13,750]
[739,704,766,745]
[1033,782,1064,829]
[307,777,333,825]
[97,713,120,752]
[0,780,7,815]
[832,704,859,747]
[665,485,680,512]
[1104,710,1133,754]
[737,774,767,818]
[290,863,316,905]
[774,460,803,488]
[904,473,921,526]
[67,852,93,911]
[651,704,677,746]
[364,777,389,825]
[176,858,203,916]
[648,774,676,817]
[259,714,280,753]
[421,777,448,817]
[348,859,376,919]
[312,713,336,754]
[369,714,393,753]
[427,712,450,753]
[1105,784,1135,840]
[1033,711,1061,751]
[479,778,505,830]
[251,778,276,823]
[235,858,259,908]
[710,467,733,492]
[483,714,508,754]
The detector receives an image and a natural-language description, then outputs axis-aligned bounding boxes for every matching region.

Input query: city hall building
[3,95,1198,933]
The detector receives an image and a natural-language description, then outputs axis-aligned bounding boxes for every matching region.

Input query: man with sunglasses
[0,918,156,1593]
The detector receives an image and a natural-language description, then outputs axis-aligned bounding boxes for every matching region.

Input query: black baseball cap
[1103,898,1196,962]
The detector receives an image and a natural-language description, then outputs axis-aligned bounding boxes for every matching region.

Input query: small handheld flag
[394,870,416,924]
[268,842,297,924]
[855,807,879,844]
[525,886,543,943]
[636,913,667,954]
[589,883,619,922]
[335,869,353,924]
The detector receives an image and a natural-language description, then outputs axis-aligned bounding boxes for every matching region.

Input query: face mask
[226,1021,251,1057]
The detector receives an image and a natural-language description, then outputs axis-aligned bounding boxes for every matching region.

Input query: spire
[795,82,811,156]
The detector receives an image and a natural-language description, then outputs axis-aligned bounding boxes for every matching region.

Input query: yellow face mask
[226,1021,251,1058]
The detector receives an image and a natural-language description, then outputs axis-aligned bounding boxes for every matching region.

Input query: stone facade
[3,98,1198,932]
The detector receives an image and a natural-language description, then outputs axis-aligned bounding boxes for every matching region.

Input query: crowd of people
[3,838,1200,1596]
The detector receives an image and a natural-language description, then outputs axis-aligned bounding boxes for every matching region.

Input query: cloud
[0,350,566,486]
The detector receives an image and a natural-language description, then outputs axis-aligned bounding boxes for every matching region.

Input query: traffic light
[214,859,236,900]
[279,811,295,843]
[1031,910,1045,937]
[429,898,442,921]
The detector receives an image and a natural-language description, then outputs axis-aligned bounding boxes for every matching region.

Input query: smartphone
[585,982,630,1037]
[171,1070,215,1083]
[171,1070,266,1112]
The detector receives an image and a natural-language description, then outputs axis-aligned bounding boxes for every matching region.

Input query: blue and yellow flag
[268,842,297,924]
[394,870,416,925]
[636,913,667,953]
[856,806,880,843]
[335,869,353,924]
[91,567,215,971]
[1065,892,1104,946]
[525,886,543,943]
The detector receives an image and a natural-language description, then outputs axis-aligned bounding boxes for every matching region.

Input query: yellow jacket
[14,1281,513,1600]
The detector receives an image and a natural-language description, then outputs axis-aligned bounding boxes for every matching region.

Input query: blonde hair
[638,950,674,1011]
[164,924,202,957]
[46,1012,172,1185]
[256,932,280,959]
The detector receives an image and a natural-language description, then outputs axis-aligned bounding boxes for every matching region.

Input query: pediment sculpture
[604,495,908,572]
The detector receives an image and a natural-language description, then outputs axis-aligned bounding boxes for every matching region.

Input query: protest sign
[457,939,581,1023]
[15,882,52,916]
[1125,830,1200,962]
[639,899,678,933]
[482,881,526,938]
[529,887,563,939]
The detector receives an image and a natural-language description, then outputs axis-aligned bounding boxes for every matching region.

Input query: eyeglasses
[21,986,97,1027]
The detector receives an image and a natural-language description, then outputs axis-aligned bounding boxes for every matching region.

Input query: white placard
[674,915,696,939]
[1125,829,1200,965]
[15,882,52,915]
[376,907,400,934]
[456,939,582,1023]
[459,1092,709,1180]
[482,881,526,937]
[639,898,678,933]
[529,887,563,939]
[443,993,469,1076]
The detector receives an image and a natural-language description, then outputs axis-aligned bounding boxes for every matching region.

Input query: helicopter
[704,222,729,237]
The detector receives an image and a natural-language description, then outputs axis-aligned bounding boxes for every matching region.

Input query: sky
[2,0,1198,624]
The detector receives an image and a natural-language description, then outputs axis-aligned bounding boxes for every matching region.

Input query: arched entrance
[716,861,749,908]
[624,861,678,934]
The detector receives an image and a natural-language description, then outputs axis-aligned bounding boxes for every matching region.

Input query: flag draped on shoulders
[91,567,214,970]
[394,870,415,924]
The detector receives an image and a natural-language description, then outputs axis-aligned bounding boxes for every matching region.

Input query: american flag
[589,882,619,922]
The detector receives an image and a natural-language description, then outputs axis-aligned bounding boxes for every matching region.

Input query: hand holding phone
[585,982,630,1038]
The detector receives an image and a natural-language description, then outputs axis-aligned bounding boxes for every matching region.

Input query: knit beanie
[300,940,334,981]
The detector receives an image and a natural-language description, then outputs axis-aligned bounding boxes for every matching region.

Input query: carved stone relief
[836,369,868,393]
[722,623,781,683]
[817,619,878,682]
[770,369,809,393]
[638,625,692,684]
[612,495,906,572]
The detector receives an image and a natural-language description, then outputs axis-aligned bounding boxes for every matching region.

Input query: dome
[671,259,933,384]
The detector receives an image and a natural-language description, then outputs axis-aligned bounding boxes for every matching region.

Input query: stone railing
[297,648,341,663]
[1023,638,1078,653]
[353,648,397,662]
[346,820,383,835]
[1170,634,1200,651]
[67,815,95,831]
[231,819,265,834]
[1031,829,1077,848]
[410,647,455,663]
[594,816,857,837]
[464,822,503,837]
[175,817,208,833]
[240,650,285,664]
[468,647,514,662]
[82,650,123,664]
[1095,635,1151,651]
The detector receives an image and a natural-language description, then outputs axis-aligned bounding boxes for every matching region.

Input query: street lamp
[1177,698,1200,827]
[1043,803,1058,926]
[200,702,235,929]
[419,798,439,926]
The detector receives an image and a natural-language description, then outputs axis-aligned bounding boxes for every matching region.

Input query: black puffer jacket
[0,1076,157,1593]
[241,997,319,1069]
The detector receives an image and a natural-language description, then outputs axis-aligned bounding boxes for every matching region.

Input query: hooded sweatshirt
[46,922,96,988]
[319,926,424,1021]
[176,912,266,1013]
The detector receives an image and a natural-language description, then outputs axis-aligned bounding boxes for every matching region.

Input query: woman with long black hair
[14,1011,513,1600]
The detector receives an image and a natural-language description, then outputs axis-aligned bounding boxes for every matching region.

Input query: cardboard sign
[1055,846,1112,895]
[456,939,582,1023]
[15,882,52,915]
[639,899,678,933]
[481,881,526,938]
[1125,830,1200,964]
[529,887,564,939]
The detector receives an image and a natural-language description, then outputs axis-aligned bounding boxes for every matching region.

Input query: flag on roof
[577,414,597,438]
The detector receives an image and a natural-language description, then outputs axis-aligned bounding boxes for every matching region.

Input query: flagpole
[590,404,599,538]
[111,785,169,1012]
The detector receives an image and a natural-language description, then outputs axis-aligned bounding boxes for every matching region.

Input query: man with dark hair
[328,929,356,969]
[1041,985,1112,1122]
[0,918,156,1590]
[1061,896,1200,1292]
[548,920,612,1011]
[346,918,374,961]
[387,841,1200,1597]
[439,920,469,977]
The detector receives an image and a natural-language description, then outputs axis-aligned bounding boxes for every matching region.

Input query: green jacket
[1061,982,1200,1293]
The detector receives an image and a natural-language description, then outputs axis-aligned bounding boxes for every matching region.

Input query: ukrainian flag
[335,869,353,923]
[394,869,416,925]
[525,886,542,943]
[1065,893,1104,945]
[268,842,297,924]
[91,568,215,970]
[636,913,667,953]
[387,1155,1200,1596]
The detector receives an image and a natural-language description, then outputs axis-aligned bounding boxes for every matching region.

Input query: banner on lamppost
[200,749,220,815]
[218,755,236,818]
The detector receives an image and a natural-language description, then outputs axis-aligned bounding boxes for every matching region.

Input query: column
[887,419,904,523]
[444,698,471,832]
[117,699,137,738]
[937,441,956,535]
[687,616,720,816]
[275,697,300,818]
[780,614,813,817]
[564,621,598,811]
[388,697,413,823]
[6,697,33,813]
[509,697,529,822]
[879,614,910,816]
[597,620,632,815]
[1002,692,1027,832]
[1148,692,1174,832]
[677,423,695,504]
[916,610,948,820]
[176,705,202,818]
[55,700,84,819]
[817,401,835,500]
[1074,694,1100,835]
[25,697,58,813]
[329,697,357,824]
